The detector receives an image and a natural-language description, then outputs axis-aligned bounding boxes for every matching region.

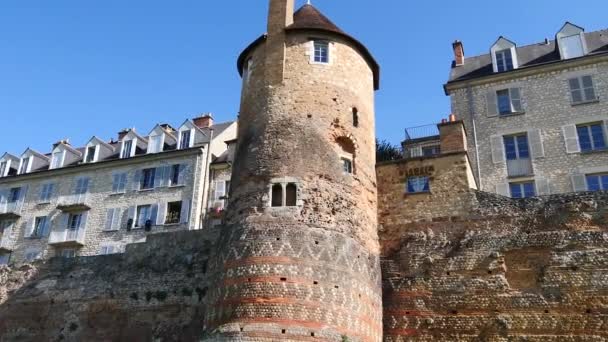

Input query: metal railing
[507,159,534,177]
[49,228,86,245]
[0,202,22,216]
[404,124,440,142]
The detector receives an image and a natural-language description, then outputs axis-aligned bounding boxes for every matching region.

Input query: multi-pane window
[8,187,21,203]
[560,35,584,59]
[423,145,441,157]
[496,88,522,115]
[314,41,329,63]
[510,182,536,198]
[60,249,76,258]
[32,216,48,238]
[342,158,353,174]
[407,176,430,194]
[170,164,181,186]
[504,134,530,160]
[495,49,514,72]
[586,174,608,192]
[141,168,156,190]
[112,173,128,193]
[19,157,30,174]
[270,183,298,207]
[577,123,606,152]
[180,130,191,149]
[68,213,83,230]
[569,76,597,104]
[85,146,96,163]
[39,183,54,202]
[136,205,152,228]
[0,161,6,177]
[105,208,122,231]
[121,140,133,159]
[51,152,63,169]
[165,201,182,224]
[75,178,89,195]
[100,245,118,255]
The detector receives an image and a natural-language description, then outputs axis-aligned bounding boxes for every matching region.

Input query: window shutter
[562,124,581,153]
[79,212,88,230]
[178,164,188,185]
[0,189,8,205]
[486,91,498,117]
[150,204,158,225]
[496,183,510,197]
[154,167,165,188]
[112,209,122,230]
[509,88,523,112]
[528,129,545,159]
[127,206,136,228]
[189,129,196,147]
[19,185,28,203]
[112,174,120,193]
[24,219,34,238]
[157,201,167,225]
[132,170,142,191]
[59,213,69,231]
[535,178,551,196]
[180,200,191,224]
[582,75,597,101]
[490,135,506,164]
[571,174,588,192]
[42,217,51,237]
[105,209,114,231]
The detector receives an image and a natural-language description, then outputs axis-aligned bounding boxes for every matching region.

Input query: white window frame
[120,139,136,159]
[495,49,514,73]
[18,157,31,175]
[135,204,153,228]
[39,183,55,203]
[568,75,598,104]
[50,151,64,169]
[147,134,165,154]
[112,172,128,194]
[490,37,519,73]
[311,40,330,65]
[84,145,98,163]
[104,208,122,231]
[178,129,194,150]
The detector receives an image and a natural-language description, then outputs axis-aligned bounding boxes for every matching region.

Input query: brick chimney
[453,40,465,66]
[192,114,214,129]
[438,116,467,154]
[118,128,132,141]
[264,0,295,85]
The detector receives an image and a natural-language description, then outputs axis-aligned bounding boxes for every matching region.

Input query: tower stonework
[205,1,382,341]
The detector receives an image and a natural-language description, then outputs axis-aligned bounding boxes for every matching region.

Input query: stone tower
[205,1,382,341]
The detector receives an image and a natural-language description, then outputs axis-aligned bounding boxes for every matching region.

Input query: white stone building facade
[0,115,237,265]
[446,23,608,197]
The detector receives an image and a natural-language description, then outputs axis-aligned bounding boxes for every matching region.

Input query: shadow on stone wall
[0,230,216,341]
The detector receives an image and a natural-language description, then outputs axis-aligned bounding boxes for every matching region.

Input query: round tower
[206,1,382,341]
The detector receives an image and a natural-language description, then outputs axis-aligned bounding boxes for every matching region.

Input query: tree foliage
[376,139,402,162]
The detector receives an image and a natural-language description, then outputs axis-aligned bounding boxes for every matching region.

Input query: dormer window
[495,49,514,72]
[148,135,164,154]
[85,146,97,163]
[121,140,134,159]
[491,37,518,73]
[313,40,330,64]
[557,22,587,60]
[180,130,192,149]
[19,157,30,174]
[50,151,64,169]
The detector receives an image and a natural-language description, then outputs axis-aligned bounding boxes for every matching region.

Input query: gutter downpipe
[467,83,482,191]
[200,129,214,230]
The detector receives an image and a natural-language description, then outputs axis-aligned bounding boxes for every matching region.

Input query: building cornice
[444,53,608,95]
[0,147,205,185]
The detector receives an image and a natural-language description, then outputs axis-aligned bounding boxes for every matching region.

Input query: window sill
[572,99,600,106]
[405,191,431,196]
[507,174,535,180]
[102,229,120,233]
[310,61,330,66]
[162,223,181,227]
[168,184,186,189]
[109,192,126,197]
[36,202,51,206]
[138,188,155,193]
[498,111,526,118]
[580,149,608,155]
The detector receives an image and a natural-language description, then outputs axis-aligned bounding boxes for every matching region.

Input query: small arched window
[271,184,283,207]
[285,183,297,206]
[352,108,359,127]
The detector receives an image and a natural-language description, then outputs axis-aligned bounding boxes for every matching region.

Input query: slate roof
[237,4,380,90]
[447,29,608,84]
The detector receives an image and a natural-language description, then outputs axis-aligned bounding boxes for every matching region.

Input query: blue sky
[0,0,606,155]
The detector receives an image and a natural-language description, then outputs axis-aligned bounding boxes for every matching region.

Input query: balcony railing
[507,158,534,178]
[48,228,86,246]
[404,124,440,142]
[0,202,22,219]
[57,193,91,212]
